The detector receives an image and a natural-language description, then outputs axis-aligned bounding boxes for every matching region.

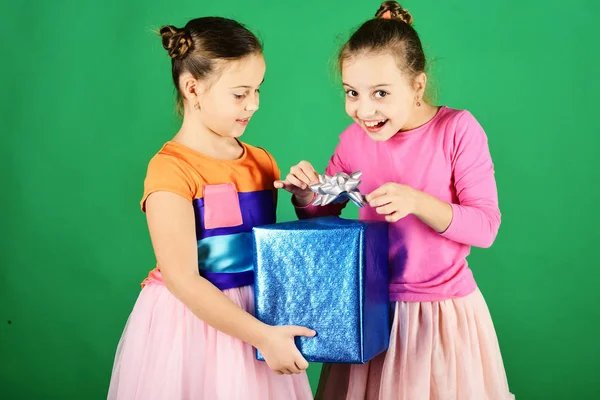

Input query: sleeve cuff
[439,203,459,238]
[291,192,316,208]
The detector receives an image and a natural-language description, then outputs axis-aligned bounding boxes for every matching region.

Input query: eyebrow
[229,78,265,89]
[342,83,393,89]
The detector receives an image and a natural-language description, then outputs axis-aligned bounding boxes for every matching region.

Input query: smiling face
[191,53,266,138]
[342,52,426,141]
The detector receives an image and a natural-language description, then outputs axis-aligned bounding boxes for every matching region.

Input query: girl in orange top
[107,17,314,400]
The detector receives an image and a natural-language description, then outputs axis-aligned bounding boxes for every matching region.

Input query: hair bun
[375,1,413,25]
[159,25,193,59]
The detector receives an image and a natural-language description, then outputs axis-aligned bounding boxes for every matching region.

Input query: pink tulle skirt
[315,289,515,400]
[107,282,313,400]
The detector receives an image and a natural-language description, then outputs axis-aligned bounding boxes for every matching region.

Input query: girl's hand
[255,325,316,375]
[365,183,420,223]
[274,161,318,206]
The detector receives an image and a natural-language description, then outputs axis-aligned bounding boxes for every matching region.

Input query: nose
[356,99,376,120]
[245,91,260,112]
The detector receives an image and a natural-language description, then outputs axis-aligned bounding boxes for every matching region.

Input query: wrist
[292,192,315,208]
[247,320,271,349]
[410,188,425,216]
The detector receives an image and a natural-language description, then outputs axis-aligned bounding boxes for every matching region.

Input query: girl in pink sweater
[275,2,514,399]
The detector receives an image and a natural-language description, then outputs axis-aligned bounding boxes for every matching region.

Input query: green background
[1,0,598,398]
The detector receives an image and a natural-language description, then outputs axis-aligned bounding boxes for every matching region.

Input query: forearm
[413,190,500,247]
[413,190,453,233]
[165,272,268,348]
[439,202,500,248]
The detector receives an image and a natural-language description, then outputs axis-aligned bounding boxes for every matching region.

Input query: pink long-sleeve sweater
[295,106,501,302]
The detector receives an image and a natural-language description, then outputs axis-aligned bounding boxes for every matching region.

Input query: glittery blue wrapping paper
[252,216,390,364]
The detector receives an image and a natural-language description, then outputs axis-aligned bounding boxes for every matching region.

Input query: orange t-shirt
[140,140,280,289]
[141,140,279,211]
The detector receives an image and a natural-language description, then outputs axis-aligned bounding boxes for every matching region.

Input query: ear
[179,72,206,103]
[413,72,427,98]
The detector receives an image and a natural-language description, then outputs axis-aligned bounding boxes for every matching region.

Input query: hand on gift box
[255,325,316,375]
[274,160,318,206]
[365,182,419,223]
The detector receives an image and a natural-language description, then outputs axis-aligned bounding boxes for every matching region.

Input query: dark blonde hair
[339,1,426,85]
[159,17,262,114]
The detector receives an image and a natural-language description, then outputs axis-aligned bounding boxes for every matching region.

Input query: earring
[416,100,421,107]
[193,102,200,110]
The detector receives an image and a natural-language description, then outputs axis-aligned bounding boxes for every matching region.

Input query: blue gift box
[252,216,390,364]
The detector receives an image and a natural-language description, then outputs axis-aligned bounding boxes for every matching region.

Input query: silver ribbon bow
[309,171,366,208]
